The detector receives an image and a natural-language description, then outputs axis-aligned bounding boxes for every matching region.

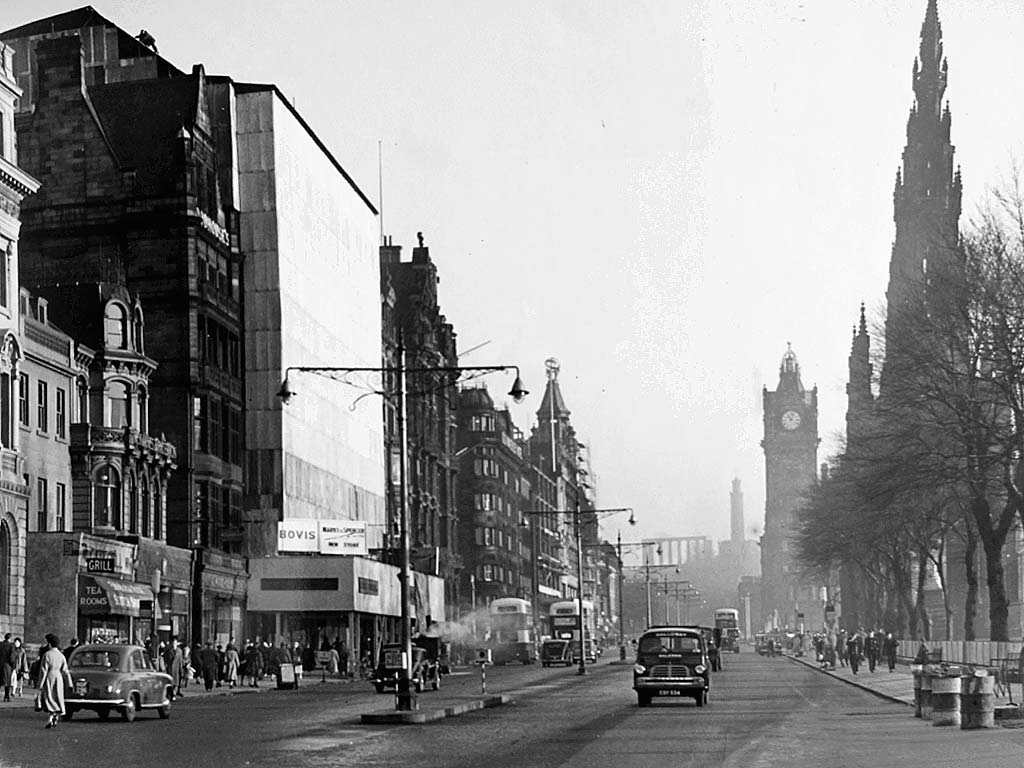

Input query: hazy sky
[7,0,1024,550]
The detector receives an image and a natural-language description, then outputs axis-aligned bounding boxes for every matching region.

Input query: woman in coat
[223,643,240,688]
[244,643,263,687]
[36,633,72,729]
[10,638,28,697]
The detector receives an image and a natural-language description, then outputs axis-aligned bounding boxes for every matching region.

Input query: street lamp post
[277,342,526,711]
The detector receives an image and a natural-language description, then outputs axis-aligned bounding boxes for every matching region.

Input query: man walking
[163,637,184,698]
[0,633,13,702]
[199,642,219,692]
[865,631,878,673]
[846,632,861,674]
[883,632,898,672]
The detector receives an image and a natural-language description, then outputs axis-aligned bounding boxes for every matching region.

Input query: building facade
[761,345,819,631]
[381,235,460,620]
[0,40,39,639]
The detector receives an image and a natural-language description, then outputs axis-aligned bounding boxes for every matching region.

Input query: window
[470,414,494,432]
[0,521,9,614]
[0,244,7,309]
[220,400,230,460]
[127,473,137,534]
[229,408,241,464]
[36,380,48,432]
[138,387,148,433]
[193,396,206,451]
[94,466,120,528]
[55,483,66,532]
[105,381,130,428]
[481,564,494,581]
[209,396,221,457]
[133,311,144,354]
[36,477,47,531]
[141,479,150,538]
[76,378,88,423]
[104,303,127,348]
[55,388,66,439]
[18,373,27,426]
[0,372,10,448]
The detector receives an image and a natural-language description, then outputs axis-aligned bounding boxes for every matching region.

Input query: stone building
[760,345,820,631]
[381,235,460,621]
[0,41,39,639]
[4,27,247,644]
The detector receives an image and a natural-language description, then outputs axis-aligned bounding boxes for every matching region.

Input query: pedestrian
[180,643,192,689]
[62,637,79,659]
[846,633,860,674]
[162,637,184,698]
[215,643,225,686]
[0,632,13,702]
[327,645,340,677]
[836,629,847,667]
[224,642,239,688]
[883,632,898,672]
[292,641,305,682]
[35,633,72,729]
[11,638,28,697]
[199,642,219,692]
[865,631,878,673]
[244,642,263,687]
[767,637,776,658]
[337,640,350,678]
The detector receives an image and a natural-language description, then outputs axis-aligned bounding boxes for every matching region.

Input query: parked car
[372,643,440,693]
[64,644,174,722]
[540,639,573,667]
[633,626,710,707]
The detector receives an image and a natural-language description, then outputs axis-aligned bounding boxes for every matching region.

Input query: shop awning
[80,576,160,618]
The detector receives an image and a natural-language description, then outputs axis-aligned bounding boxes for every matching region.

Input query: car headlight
[694,665,707,674]
[633,664,647,675]
[105,685,114,693]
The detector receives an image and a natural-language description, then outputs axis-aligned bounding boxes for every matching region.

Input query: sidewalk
[787,652,1020,712]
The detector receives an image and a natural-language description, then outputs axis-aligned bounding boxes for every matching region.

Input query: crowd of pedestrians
[797,627,899,675]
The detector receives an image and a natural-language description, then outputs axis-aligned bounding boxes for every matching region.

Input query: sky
[6,0,1024,551]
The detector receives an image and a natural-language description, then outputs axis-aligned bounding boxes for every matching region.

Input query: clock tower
[761,344,819,631]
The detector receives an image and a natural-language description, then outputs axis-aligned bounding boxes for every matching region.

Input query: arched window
[0,520,9,614]
[94,466,121,529]
[104,303,127,349]
[76,377,89,424]
[133,310,144,354]
[141,477,151,538]
[126,472,137,534]
[105,381,131,428]
[138,387,148,434]
[0,372,10,449]
[153,478,162,540]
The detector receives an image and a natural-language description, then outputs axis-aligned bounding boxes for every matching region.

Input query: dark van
[632,626,710,707]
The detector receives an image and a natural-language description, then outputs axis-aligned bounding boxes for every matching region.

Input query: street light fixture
[277,339,525,711]
[522,505,634,676]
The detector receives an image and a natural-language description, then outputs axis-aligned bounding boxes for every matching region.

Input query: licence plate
[74,680,88,695]
[659,690,683,696]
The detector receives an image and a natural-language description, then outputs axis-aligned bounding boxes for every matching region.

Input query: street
[4,654,1024,768]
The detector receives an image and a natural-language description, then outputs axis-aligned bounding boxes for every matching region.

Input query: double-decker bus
[548,599,597,662]
[714,608,741,653]
[487,597,536,664]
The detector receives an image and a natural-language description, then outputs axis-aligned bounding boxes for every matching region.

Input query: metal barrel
[960,673,996,730]
[930,674,961,727]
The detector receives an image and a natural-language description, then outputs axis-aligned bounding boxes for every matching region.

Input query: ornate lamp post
[277,340,526,711]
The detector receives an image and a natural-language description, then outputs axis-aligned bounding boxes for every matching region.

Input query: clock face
[781,410,801,430]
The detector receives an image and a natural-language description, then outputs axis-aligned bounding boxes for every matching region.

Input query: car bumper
[634,677,708,693]
[66,697,127,706]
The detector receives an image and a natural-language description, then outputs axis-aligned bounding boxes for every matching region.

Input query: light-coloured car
[64,644,174,722]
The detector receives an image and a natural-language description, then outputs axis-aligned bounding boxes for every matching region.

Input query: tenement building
[0,41,39,640]
[381,235,460,622]
[4,28,247,645]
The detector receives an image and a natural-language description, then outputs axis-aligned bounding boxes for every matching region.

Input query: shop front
[246,555,444,670]
[77,573,158,644]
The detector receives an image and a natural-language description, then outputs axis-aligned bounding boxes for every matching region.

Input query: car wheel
[157,703,171,719]
[121,695,137,723]
[374,685,385,694]
[414,678,423,693]
[637,692,651,707]
[97,707,111,721]
[695,692,704,707]
[62,708,75,721]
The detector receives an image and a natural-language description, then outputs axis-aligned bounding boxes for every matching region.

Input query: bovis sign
[277,520,319,553]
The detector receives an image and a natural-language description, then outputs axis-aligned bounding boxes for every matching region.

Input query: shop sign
[79,577,110,614]
[318,521,366,556]
[86,556,116,574]
[277,520,319,553]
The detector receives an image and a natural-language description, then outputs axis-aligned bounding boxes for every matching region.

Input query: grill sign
[85,557,115,573]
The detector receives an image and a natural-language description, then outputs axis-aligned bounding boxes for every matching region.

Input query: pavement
[785,650,1022,715]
